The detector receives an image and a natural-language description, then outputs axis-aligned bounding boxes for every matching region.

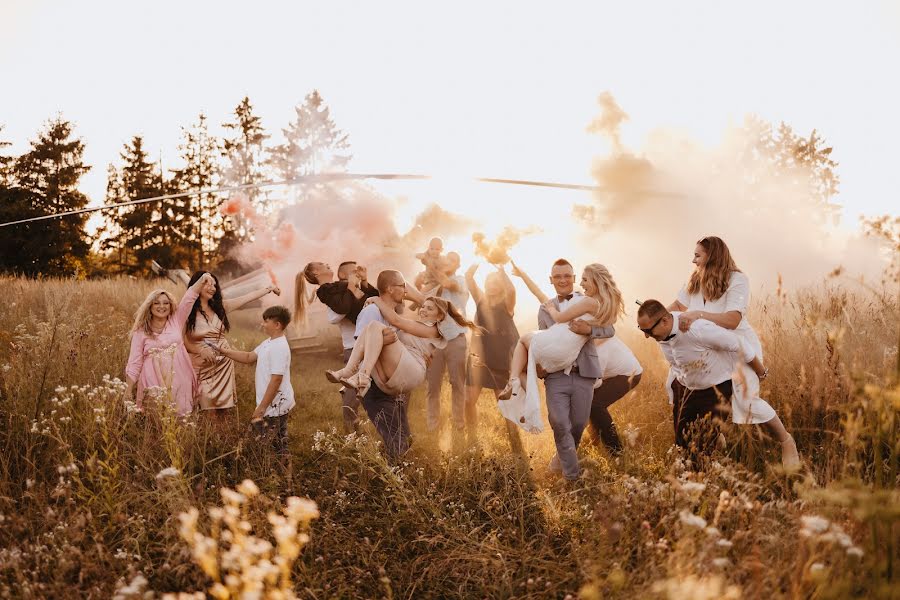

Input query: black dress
[466,298,519,390]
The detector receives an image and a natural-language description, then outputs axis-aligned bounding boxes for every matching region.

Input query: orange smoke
[472,226,538,265]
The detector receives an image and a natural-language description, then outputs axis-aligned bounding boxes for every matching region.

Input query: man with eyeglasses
[637,299,767,457]
[353,270,426,461]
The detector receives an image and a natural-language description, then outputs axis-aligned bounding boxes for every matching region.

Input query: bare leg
[326,330,368,383]
[508,332,533,382]
[498,333,533,400]
[762,414,800,470]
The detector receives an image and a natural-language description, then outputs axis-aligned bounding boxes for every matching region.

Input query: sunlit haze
[2,1,898,312]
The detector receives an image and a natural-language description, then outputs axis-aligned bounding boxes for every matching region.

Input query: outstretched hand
[466,263,479,277]
[510,260,524,278]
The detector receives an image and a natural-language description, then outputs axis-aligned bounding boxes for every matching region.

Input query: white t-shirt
[677,271,751,332]
[354,302,388,338]
[596,336,642,378]
[254,335,295,417]
[435,274,470,341]
[326,307,356,350]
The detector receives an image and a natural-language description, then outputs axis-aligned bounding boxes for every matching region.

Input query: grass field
[0,276,897,599]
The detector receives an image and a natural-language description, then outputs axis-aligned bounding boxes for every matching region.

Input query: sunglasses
[638,314,665,335]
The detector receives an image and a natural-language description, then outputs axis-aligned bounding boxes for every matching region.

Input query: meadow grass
[0,276,897,598]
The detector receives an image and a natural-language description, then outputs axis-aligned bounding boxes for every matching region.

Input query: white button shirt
[659,312,755,390]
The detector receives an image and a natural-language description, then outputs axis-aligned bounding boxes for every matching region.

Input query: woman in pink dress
[124,273,215,416]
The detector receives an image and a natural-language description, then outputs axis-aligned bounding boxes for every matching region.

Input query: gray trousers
[361,381,410,462]
[425,334,468,431]
[341,348,361,433]
[545,371,595,479]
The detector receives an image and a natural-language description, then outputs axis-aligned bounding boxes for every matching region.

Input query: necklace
[150,320,166,334]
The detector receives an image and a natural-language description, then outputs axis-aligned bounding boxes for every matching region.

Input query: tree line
[0,91,349,277]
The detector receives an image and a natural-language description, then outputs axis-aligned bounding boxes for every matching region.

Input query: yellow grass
[0,276,897,598]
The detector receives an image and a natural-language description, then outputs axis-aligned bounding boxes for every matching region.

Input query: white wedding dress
[498,315,592,433]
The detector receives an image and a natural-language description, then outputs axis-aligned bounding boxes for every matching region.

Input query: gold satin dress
[185,311,237,410]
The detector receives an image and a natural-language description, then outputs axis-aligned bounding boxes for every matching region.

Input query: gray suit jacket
[537,292,615,379]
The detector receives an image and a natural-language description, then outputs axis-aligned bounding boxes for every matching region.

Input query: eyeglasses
[390,282,407,289]
[638,314,665,335]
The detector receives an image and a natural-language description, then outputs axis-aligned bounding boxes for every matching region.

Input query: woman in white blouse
[668,236,799,470]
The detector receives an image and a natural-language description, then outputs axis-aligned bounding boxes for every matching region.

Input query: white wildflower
[678,509,708,529]
[800,515,831,535]
[156,467,181,480]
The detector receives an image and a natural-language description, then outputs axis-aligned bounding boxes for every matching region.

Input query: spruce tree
[268,90,351,181]
[172,112,221,270]
[12,116,91,275]
[221,96,269,247]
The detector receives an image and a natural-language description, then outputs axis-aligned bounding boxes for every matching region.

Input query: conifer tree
[12,116,91,275]
[269,90,351,181]
[172,112,221,269]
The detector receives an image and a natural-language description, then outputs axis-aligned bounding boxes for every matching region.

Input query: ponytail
[428,296,481,332]
[294,263,318,329]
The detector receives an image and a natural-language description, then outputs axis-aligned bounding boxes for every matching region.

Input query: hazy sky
[2,0,898,227]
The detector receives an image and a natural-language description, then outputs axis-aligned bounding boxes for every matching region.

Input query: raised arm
[465,264,483,304]
[224,284,280,312]
[403,283,428,307]
[497,266,517,316]
[510,260,549,304]
[373,297,440,338]
[545,297,600,324]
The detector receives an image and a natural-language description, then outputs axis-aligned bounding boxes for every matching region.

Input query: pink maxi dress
[125,287,199,416]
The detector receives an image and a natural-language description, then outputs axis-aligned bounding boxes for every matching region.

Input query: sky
[1,0,899,230]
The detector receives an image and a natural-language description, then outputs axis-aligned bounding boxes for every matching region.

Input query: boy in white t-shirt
[215,305,295,454]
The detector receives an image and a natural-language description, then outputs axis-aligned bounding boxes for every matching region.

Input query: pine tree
[221,96,269,242]
[12,116,91,275]
[268,90,351,181]
[172,112,221,270]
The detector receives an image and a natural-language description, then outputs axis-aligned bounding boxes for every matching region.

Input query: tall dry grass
[0,275,897,598]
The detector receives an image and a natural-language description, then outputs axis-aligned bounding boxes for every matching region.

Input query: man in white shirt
[353,270,427,461]
[421,252,470,433]
[637,299,767,457]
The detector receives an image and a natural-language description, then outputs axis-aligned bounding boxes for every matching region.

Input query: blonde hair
[131,289,177,337]
[425,296,480,332]
[582,263,625,326]
[293,264,318,329]
[687,236,741,302]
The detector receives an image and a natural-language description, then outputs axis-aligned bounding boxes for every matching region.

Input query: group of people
[124,270,292,449]
[123,234,800,477]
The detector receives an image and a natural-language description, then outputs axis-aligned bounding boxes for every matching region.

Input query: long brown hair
[582,263,625,326]
[293,263,318,327]
[686,236,741,302]
[426,296,480,332]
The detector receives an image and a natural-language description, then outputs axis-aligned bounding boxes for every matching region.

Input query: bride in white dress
[668,236,800,470]
[498,263,624,432]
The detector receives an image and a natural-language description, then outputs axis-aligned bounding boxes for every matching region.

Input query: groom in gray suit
[539,258,615,480]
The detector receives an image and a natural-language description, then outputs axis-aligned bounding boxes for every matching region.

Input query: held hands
[267,285,282,296]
